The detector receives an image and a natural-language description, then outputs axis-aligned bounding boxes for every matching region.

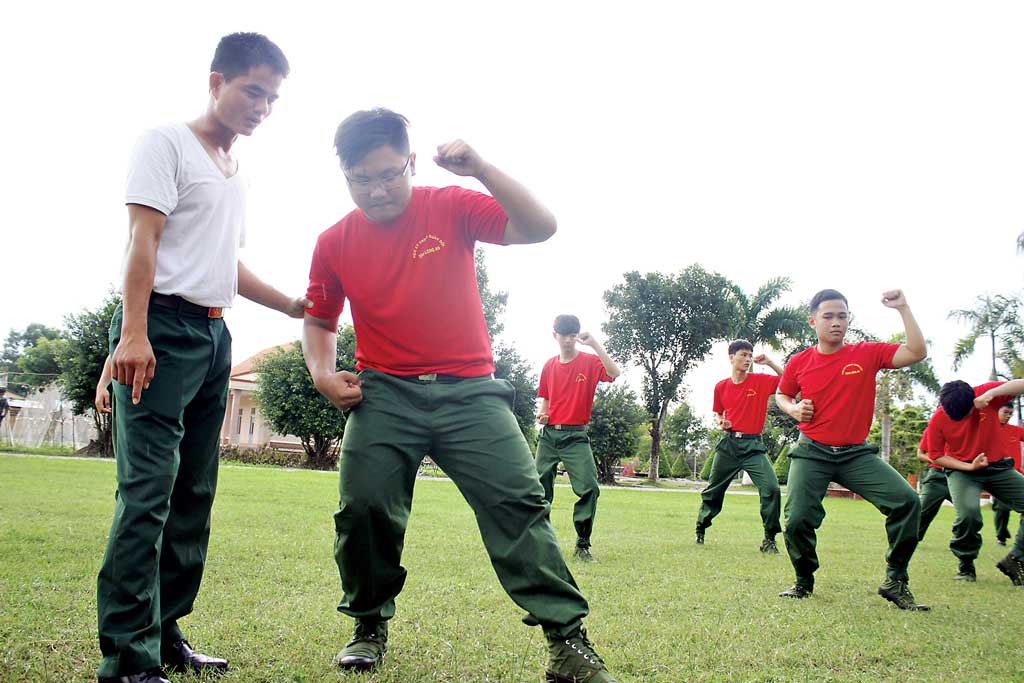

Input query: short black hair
[728,339,754,355]
[211,32,289,81]
[335,108,411,169]
[999,403,1014,413]
[939,380,976,421]
[809,289,848,313]
[553,315,581,335]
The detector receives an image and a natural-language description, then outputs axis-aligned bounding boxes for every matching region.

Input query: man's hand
[790,399,815,422]
[717,415,732,430]
[975,393,994,410]
[434,140,488,178]
[577,331,597,348]
[285,296,314,319]
[112,336,155,405]
[94,384,111,414]
[753,353,769,365]
[969,453,989,471]
[316,370,363,411]
[538,413,550,425]
[881,289,908,309]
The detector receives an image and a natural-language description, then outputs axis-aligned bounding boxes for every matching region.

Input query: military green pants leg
[917,467,951,542]
[696,436,781,537]
[535,428,600,547]
[97,304,230,678]
[991,497,1011,542]
[783,441,920,589]
[334,370,589,640]
[948,461,1024,562]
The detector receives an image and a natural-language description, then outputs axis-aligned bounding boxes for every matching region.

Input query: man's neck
[559,348,580,363]
[189,113,237,154]
[816,340,846,355]
[730,368,749,383]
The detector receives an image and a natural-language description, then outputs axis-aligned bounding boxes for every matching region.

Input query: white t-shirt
[124,123,247,308]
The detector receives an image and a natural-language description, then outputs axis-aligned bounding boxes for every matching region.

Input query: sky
[3,1,1022,420]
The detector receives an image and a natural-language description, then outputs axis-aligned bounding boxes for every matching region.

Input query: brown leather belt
[150,292,224,318]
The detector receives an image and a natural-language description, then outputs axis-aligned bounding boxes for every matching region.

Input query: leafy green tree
[58,291,120,456]
[603,266,734,482]
[588,384,646,484]
[255,327,356,470]
[772,443,794,484]
[662,399,711,479]
[949,294,1019,380]
[869,404,930,477]
[2,323,63,394]
[725,277,806,351]
[16,337,66,392]
[761,395,800,462]
[875,333,940,462]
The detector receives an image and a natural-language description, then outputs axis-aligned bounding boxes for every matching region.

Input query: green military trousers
[695,434,781,537]
[333,370,589,639]
[946,459,1024,562]
[97,302,231,678]
[917,466,951,542]
[990,496,1019,543]
[783,439,920,590]
[535,426,600,548]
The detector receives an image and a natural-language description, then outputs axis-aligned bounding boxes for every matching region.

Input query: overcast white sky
[2,1,1022,419]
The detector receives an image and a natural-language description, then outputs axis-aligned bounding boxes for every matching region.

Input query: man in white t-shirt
[97,33,309,683]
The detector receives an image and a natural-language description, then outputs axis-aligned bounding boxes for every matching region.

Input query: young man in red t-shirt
[776,288,929,610]
[301,109,617,683]
[535,315,621,562]
[992,403,1024,546]
[695,340,783,553]
[927,380,1024,586]
[915,427,954,543]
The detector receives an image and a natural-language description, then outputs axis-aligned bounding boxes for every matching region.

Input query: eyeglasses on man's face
[344,156,412,191]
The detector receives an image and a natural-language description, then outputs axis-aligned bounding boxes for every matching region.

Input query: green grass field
[0,454,1020,683]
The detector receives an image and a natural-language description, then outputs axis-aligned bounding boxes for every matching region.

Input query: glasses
[344,156,412,191]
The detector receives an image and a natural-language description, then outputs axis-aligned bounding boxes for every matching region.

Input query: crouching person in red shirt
[302,109,617,683]
[776,288,929,610]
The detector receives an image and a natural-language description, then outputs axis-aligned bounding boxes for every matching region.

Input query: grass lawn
[0,454,1021,682]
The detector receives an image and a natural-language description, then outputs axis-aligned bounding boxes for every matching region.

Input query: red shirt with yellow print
[712,372,781,434]
[926,382,1012,464]
[778,341,899,446]
[538,352,615,425]
[305,186,508,376]
[999,422,1024,473]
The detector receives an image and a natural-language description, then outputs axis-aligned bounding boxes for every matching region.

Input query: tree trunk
[648,420,661,483]
[990,331,998,381]
[880,411,891,462]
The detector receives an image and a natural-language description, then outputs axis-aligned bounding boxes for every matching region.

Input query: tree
[724,277,806,351]
[588,384,646,484]
[662,399,710,479]
[2,323,63,394]
[949,294,1019,380]
[59,291,120,456]
[869,404,930,477]
[16,337,66,392]
[874,333,941,462]
[761,395,800,462]
[475,248,537,440]
[603,266,734,482]
[254,327,356,470]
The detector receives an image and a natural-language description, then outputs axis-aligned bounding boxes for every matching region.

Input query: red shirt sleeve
[448,187,508,246]
[591,353,615,383]
[873,342,901,370]
[761,373,781,394]
[712,381,724,414]
[927,413,947,460]
[537,360,551,399]
[778,354,802,398]
[917,429,928,452]
[974,381,1013,409]
[305,230,346,320]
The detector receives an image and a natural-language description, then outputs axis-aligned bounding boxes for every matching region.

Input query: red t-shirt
[538,352,615,425]
[305,186,508,376]
[778,341,899,446]
[926,382,1012,464]
[999,422,1024,473]
[712,372,781,434]
[918,428,941,470]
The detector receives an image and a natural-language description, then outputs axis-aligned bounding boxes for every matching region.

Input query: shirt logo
[412,234,446,260]
[841,363,864,376]
[576,373,587,383]
[746,389,757,398]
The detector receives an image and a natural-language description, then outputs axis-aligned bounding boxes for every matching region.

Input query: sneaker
[545,627,617,683]
[778,585,812,599]
[954,560,976,582]
[759,537,780,554]
[996,554,1024,586]
[996,538,1008,547]
[573,545,594,562]
[695,530,705,545]
[334,620,388,671]
[878,579,930,611]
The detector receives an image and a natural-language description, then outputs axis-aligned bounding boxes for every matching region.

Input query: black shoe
[778,585,812,599]
[695,530,705,545]
[878,579,930,611]
[98,668,170,683]
[162,639,228,673]
[996,538,1008,547]
[996,554,1024,586]
[759,536,779,554]
[334,620,388,671]
[573,545,595,562]
[954,560,976,582]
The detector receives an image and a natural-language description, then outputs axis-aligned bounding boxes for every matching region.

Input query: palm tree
[949,294,1020,380]
[875,333,941,462]
[725,277,806,352]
